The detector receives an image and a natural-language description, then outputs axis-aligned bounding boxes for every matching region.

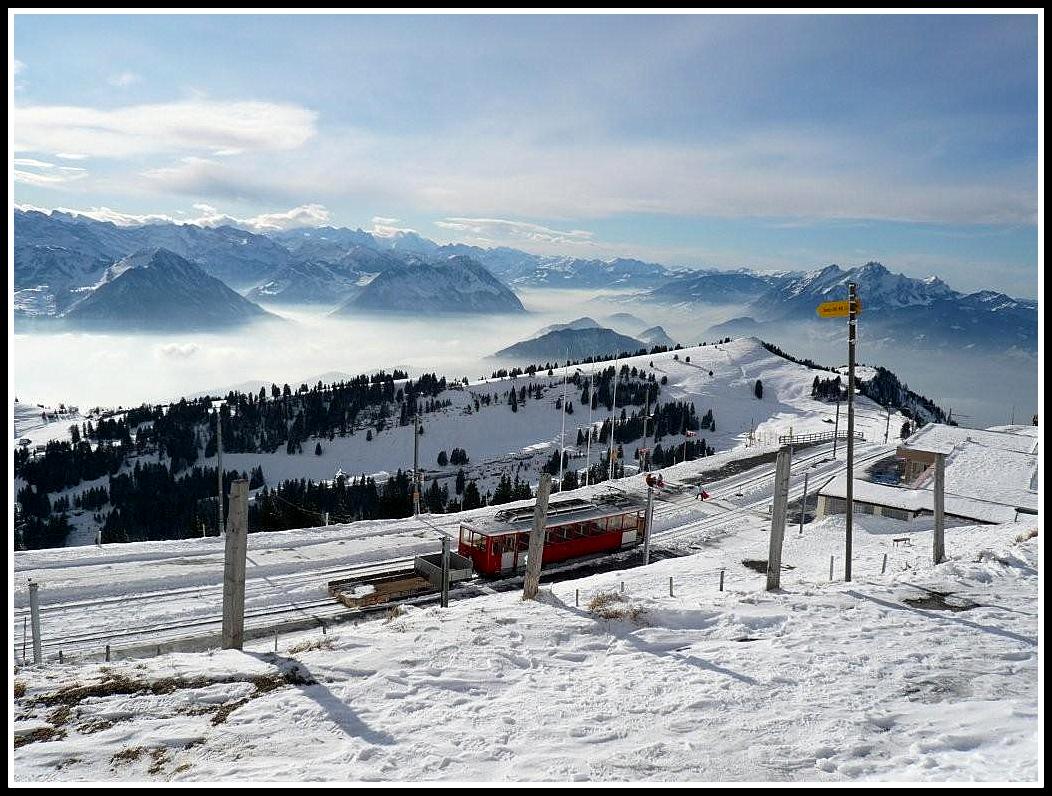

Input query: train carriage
[459,502,646,577]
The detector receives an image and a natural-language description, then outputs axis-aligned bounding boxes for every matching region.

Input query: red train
[458,500,646,577]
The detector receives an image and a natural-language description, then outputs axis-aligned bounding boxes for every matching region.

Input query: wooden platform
[328,569,433,608]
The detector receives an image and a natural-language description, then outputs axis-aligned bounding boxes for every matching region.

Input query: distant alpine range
[14,208,1037,348]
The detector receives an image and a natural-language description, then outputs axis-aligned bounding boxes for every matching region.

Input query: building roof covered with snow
[901,423,1038,456]
[819,423,1039,525]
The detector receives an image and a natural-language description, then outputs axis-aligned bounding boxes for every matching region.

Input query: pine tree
[754,379,763,400]
[462,480,482,510]
[437,450,449,467]
[315,442,323,456]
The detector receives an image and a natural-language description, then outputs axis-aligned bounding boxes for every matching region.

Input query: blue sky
[12,13,1039,296]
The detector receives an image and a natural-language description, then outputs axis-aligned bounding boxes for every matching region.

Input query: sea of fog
[12,289,1038,431]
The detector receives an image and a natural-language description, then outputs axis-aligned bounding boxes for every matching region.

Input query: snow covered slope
[12,509,1039,782]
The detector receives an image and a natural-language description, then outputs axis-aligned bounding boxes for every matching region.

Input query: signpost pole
[832,401,840,458]
[845,283,858,582]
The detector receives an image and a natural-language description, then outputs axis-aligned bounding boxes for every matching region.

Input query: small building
[816,423,1038,525]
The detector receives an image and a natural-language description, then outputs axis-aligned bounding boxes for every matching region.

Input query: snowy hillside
[15,337,919,550]
[214,337,910,495]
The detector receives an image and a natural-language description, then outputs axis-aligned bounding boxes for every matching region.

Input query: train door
[501,547,516,572]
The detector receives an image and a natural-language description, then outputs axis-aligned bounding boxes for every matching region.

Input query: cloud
[157,343,200,359]
[107,71,141,88]
[434,218,595,246]
[14,158,58,169]
[367,216,419,237]
[14,59,25,75]
[55,153,89,160]
[14,99,317,158]
[191,203,332,232]
[122,123,1034,228]
[14,157,89,187]
[20,202,333,233]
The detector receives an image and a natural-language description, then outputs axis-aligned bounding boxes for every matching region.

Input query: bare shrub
[287,636,335,655]
[587,590,648,625]
[1015,527,1039,543]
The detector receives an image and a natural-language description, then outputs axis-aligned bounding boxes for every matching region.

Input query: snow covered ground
[13,516,1039,782]
[13,400,85,448]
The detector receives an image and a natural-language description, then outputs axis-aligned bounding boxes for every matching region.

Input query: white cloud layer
[16,203,332,233]
[435,218,595,246]
[14,99,317,158]
[126,125,1035,228]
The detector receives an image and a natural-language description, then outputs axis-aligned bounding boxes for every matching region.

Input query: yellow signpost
[815,298,863,318]
[818,285,861,581]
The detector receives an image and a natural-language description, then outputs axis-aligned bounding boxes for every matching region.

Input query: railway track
[15,441,889,663]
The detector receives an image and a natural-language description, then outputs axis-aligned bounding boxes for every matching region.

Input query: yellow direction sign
[816,299,862,318]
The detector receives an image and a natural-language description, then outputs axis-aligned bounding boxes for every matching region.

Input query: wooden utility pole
[28,580,42,664]
[522,474,552,600]
[766,446,792,591]
[216,404,225,536]
[608,362,620,482]
[584,364,594,486]
[440,535,450,608]
[799,472,809,535]
[845,282,858,582]
[558,359,568,491]
[933,453,946,564]
[222,479,249,650]
[884,405,892,444]
[642,486,655,565]
[412,411,421,517]
[643,386,652,472]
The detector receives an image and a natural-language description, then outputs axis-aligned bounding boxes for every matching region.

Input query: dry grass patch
[587,591,648,625]
[1015,527,1039,543]
[147,747,171,776]
[14,725,65,749]
[287,636,336,655]
[14,680,26,699]
[110,746,145,766]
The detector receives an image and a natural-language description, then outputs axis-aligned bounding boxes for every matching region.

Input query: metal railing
[778,430,865,445]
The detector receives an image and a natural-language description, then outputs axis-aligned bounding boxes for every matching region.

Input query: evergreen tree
[315,442,323,456]
[754,379,763,400]
[462,480,482,510]
[437,450,449,467]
